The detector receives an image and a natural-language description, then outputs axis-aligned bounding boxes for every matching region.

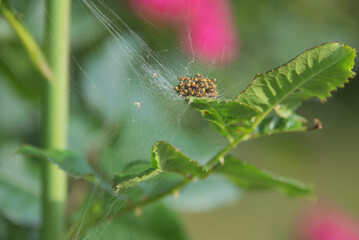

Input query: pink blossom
[296,204,359,240]
[129,0,239,66]
[181,0,239,65]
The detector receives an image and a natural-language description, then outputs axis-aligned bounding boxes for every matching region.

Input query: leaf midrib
[252,50,349,127]
[207,101,234,142]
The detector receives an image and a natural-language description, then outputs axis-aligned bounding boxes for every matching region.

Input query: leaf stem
[0,2,54,82]
[41,0,71,239]
[205,134,246,168]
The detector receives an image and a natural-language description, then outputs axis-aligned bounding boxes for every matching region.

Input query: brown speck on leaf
[185,173,193,179]
[140,195,148,202]
[125,199,132,207]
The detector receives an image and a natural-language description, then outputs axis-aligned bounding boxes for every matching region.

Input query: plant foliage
[213,156,312,196]
[14,42,356,233]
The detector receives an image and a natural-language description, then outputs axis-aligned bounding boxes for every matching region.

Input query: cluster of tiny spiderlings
[173,73,218,99]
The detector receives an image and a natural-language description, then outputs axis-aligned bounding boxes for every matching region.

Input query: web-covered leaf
[186,43,356,139]
[151,140,208,177]
[213,156,312,197]
[236,42,356,120]
[17,145,93,178]
[188,98,259,139]
[113,141,207,196]
[113,161,161,196]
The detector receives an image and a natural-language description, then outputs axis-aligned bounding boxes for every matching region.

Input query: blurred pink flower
[129,0,239,66]
[296,204,359,240]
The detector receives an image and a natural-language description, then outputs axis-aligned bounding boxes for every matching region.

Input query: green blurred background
[0,0,358,239]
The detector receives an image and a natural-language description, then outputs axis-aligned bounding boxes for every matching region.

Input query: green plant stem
[0,2,54,82]
[41,0,71,239]
[205,134,246,168]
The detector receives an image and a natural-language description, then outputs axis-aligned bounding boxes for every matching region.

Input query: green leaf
[17,145,93,177]
[0,3,54,82]
[113,141,207,196]
[213,156,312,197]
[151,141,207,178]
[188,98,259,139]
[237,42,356,119]
[252,113,307,137]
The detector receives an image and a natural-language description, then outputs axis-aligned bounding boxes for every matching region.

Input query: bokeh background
[0,0,358,239]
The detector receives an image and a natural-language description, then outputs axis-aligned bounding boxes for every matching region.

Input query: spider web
[64,0,240,238]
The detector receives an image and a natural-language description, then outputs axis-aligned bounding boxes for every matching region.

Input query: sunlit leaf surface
[237,42,356,118]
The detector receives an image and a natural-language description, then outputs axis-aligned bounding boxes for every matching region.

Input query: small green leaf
[151,141,207,178]
[0,3,54,82]
[213,156,312,197]
[113,141,207,198]
[188,98,259,139]
[237,42,356,119]
[252,113,307,137]
[17,145,92,177]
